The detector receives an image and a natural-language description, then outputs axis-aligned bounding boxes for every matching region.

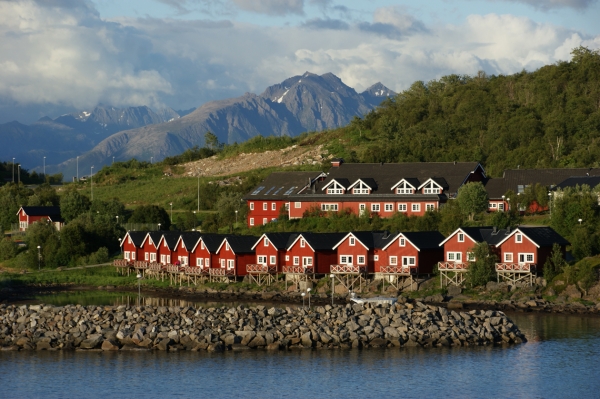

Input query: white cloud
[232,0,304,15]
[490,0,598,11]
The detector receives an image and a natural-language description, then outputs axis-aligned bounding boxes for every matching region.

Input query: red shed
[139,231,162,263]
[284,233,345,275]
[17,206,64,232]
[189,234,224,270]
[120,231,147,262]
[331,232,379,274]
[156,231,180,265]
[251,233,298,273]
[213,235,258,279]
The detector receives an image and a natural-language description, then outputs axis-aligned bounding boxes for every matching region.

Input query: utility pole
[91,166,94,200]
[12,158,15,183]
[76,156,79,181]
[43,156,46,180]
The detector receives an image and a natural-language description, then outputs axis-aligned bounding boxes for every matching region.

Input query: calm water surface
[1,292,599,399]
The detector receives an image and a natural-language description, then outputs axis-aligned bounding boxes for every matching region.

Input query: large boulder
[79,334,103,349]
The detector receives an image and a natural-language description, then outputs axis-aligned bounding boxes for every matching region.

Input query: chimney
[492,226,497,234]
[506,226,511,235]
[331,158,343,167]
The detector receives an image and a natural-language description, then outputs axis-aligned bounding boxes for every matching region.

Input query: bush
[543,243,567,282]
[466,242,496,287]
[0,238,17,261]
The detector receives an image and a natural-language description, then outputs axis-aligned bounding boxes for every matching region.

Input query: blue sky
[0,0,599,123]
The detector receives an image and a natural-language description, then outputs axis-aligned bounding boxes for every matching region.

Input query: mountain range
[1,72,394,179]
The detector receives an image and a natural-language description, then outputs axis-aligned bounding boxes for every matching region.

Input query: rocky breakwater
[0,299,526,352]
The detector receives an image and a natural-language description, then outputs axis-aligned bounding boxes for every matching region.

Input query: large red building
[375,231,444,275]
[16,206,64,232]
[245,161,486,227]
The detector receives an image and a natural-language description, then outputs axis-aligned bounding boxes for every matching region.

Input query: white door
[227,259,235,270]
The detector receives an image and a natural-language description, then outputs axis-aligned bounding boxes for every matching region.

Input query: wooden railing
[164,264,183,274]
[246,264,277,274]
[113,259,130,267]
[209,268,235,276]
[184,266,208,276]
[438,262,469,271]
[495,263,536,272]
[380,265,416,275]
[282,265,314,274]
[330,264,366,274]
[148,262,163,272]
[133,261,149,269]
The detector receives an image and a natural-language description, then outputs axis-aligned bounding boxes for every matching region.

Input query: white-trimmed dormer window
[458,233,464,242]
[264,238,269,247]
[393,180,415,194]
[325,180,345,194]
[399,238,405,247]
[352,181,371,195]
[300,238,306,248]
[420,179,443,194]
[349,237,355,246]
[516,234,522,243]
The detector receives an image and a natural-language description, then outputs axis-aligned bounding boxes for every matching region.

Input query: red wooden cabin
[157,231,180,265]
[120,231,147,262]
[251,233,298,273]
[189,234,223,271]
[376,231,444,275]
[331,232,378,274]
[17,206,64,232]
[138,231,162,263]
[284,233,345,274]
[213,236,258,279]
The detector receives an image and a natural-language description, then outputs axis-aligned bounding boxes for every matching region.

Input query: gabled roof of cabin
[496,226,570,247]
[252,232,299,250]
[179,231,202,250]
[555,176,600,190]
[400,231,446,250]
[441,226,511,247]
[159,231,181,250]
[289,232,346,251]
[147,231,163,247]
[124,231,147,247]
[200,234,230,253]
[219,235,259,254]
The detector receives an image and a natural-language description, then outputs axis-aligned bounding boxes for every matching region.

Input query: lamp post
[301,292,306,308]
[37,245,41,271]
[17,164,20,184]
[330,274,335,306]
[136,273,142,306]
[43,156,46,179]
[116,215,119,225]
[197,175,200,213]
[112,156,115,165]
[307,287,312,308]
[151,156,153,164]
[235,210,238,227]
[578,218,583,225]
[501,195,505,212]
[118,237,122,254]
[12,158,15,183]
[506,198,510,212]
[170,202,173,223]
[90,166,94,200]
[158,223,161,231]
[76,156,79,181]
[548,192,552,218]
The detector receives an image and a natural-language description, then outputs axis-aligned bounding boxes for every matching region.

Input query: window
[359,203,366,215]
[293,256,299,265]
[285,255,290,261]
[394,180,415,194]
[196,258,203,267]
[504,253,513,263]
[389,256,398,265]
[458,233,464,242]
[300,239,305,248]
[201,242,205,250]
[399,238,405,247]
[145,252,149,261]
[384,203,394,212]
[398,203,407,212]
[225,242,230,251]
[326,181,345,194]
[516,234,522,243]
[302,257,313,267]
[250,202,254,210]
[447,252,462,262]
[220,259,226,268]
[270,256,276,265]
[131,252,135,260]
[371,203,380,212]
[490,203,497,208]
[284,203,289,210]
[498,203,504,211]
[164,241,167,248]
[467,252,476,262]
[205,258,209,267]
[426,204,435,211]
[227,259,234,270]
[257,255,267,264]
[374,255,379,261]
[357,256,365,265]
[263,203,268,210]
[264,238,269,247]
[519,253,534,264]
[321,203,339,211]
[150,253,156,262]
[124,251,130,260]
[160,254,166,264]
[402,257,416,266]
[340,255,353,264]
[128,236,132,244]
[272,203,276,211]
[411,204,420,212]
[263,218,267,225]
[295,202,301,208]
[421,179,443,194]
[352,181,371,194]
[250,218,254,226]
[349,237,355,246]
[166,255,170,264]
[19,221,28,230]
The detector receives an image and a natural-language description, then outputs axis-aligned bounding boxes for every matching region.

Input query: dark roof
[517,226,570,247]
[459,226,512,246]
[327,178,351,189]
[19,206,61,217]
[259,232,299,250]
[402,178,421,188]
[293,162,482,199]
[401,231,446,250]
[224,235,259,254]
[200,234,229,253]
[555,176,600,190]
[244,171,324,200]
[126,231,147,247]
[161,231,182,250]
[429,177,449,190]
[299,232,347,251]
[484,178,508,199]
[180,231,202,250]
[148,231,163,246]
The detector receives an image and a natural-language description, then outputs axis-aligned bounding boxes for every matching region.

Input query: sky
[0,0,599,124]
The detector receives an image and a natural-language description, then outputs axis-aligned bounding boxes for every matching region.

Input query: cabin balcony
[209,267,236,283]
[330,264,367,274]
[113,259,132,275]
[380,265,417,275]
[495,263,536,286]
[246,264,277,274]
[282,265,314,274]
[438,262,468,271]
[181,266,209,286]
[377,265,418,291]
[438,262,468,288]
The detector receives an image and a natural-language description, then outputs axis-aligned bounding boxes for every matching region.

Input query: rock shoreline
[0,298,527,352]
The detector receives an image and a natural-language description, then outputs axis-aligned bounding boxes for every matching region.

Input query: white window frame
[420,179,443,194]
[131,252,135,260]
[196,258,203,267]
[264,238,269,247]
[489,203,497,209]
[384,203,394,212]
[263,203,268,210]
[285,255,290,261]
[145,252,149,261]
[205,258,209,267]
[250,202,254,210]
[498,203,504,211]
[447,252,462,262]
[352,181,371,195]
[504,252,513,263]
[467,252,476,262]
[349,237,355,246]
[124,251,130,260]
[272,203,276,211]
[293,256,300,265]
[321,203,339,211]
[250,218,254,226]
[357,256,365,265]
[295,202,301,208]
[518,253,534,264]
[516,234,522,243]
[399,238,405,247]
[300,239,305,248]
[398,203,407,212]
[426,204,435,211]
[458,233,464,243]
[394,181,415,194]
[166,255,170,264]
[389,256,398,265]
[302,257,313,267]
[220,259,226,268]
[371,203,380,212]
[257,255,267,265]
[150,253,156,262]
[402,256,416,266]
[326,181,345,194]
[270,255,276,265]
[411,203,420,212]
[227,259,235,270]
[263,218,267,225]
[340,255,353,264]
[160,254,166,264]
[374,255,379,261]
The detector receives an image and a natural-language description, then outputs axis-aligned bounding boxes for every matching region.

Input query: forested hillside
[326,47,600,177]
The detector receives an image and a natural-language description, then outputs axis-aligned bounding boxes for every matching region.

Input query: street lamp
[307,287,312,308]
[501,195,505,212]
[118,237,122,254]
[76,156,79,181]
[158,223,161,231]
[548,192,552,217]
[301,292,306,308]
[235,210,238,226]
[197,175,200,213]
[112,156,115,165]
[90,166,94,200]
[43,156,46,179]
[578,218,583,225]
[170,202,173,222]
[12,158,15,183]
[37,245,41,271]
[330,274,335,306]
[116,215,119,225]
